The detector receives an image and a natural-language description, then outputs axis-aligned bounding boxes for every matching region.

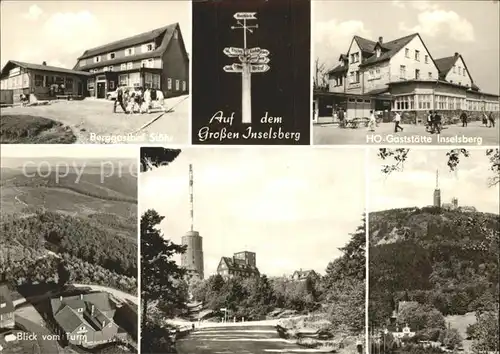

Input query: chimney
[91,305,94,316]
[379,36,383,43]
[454,52,459,57]
[42,61,47,66]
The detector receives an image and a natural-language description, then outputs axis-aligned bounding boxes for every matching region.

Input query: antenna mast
[189,164,194,231]
[436,169,439,189]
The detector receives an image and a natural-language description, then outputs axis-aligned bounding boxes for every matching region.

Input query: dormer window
[147,44,153,51]
[107,53,115,60]
[93,56,101,63]
[376,48,381,58]
[340,60,344,67]
[77,308,84,313]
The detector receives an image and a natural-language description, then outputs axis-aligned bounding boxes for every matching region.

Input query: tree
[471,306,499,353]
[439,327,462,350]
[141,209,186,328]
[140,148,182,172]
[378,148,499,186]
[57,260,70,288]
[313,58,329,90]
[396,303,445,333]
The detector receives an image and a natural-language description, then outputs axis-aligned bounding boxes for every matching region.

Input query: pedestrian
[368,110,376,131]
[113,84,127,113]
[393,111,403,132]
[338,107,345,128]
[488,111,495,128]
[142,88,151,114]
[426,110,433,132]
[433,111,442,134]
[460,110,468,127]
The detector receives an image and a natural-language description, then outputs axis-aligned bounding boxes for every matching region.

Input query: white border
[365,146,370,354]
[136,145,142,352]
[188,0,193,145]
[310,0,315,145]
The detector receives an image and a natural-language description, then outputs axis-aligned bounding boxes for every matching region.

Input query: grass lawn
[0,115,76,144]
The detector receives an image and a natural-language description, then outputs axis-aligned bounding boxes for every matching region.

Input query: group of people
[113,84,166,115]
[426,110,443,134]
[458,110,495,128]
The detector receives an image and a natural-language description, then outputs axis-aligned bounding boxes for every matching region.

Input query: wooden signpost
[223,12,271,124]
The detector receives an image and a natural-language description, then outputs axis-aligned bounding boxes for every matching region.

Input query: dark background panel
[192,0,311,145]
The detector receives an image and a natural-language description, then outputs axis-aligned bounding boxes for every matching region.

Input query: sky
[0,1,191,70]
[369,148,499,214]
[314,0,500,94]
[140,147,366,278]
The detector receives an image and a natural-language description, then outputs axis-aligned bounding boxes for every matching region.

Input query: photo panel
[0,1,191,145]
[313,0,499,146]
[0,145,138,352]
[367,147,499,353]
[192,0,311,145]
[139,146,366,353]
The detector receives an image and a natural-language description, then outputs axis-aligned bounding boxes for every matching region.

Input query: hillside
[368,207,499,324]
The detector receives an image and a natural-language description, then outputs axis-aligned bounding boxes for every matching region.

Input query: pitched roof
[0,283,14,315]
[78,23,177,60]
[327,64,348,75]
[54,305,88,333]
[0,60,90,77]
[220,257,260,274]
[292,270,317,279]
[360,33,419,67]
[434,55,457,79]
[354,35,377,53]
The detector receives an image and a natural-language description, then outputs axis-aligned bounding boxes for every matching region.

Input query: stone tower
[181,164,204,279]
[433,170,441,207]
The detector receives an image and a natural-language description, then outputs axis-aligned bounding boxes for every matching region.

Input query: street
[313,121,498,145]
[176,325,326,354]
[0,95,189,144]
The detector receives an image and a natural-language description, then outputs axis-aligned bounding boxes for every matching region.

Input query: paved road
[313,121,498,145]
[176,325,320,354]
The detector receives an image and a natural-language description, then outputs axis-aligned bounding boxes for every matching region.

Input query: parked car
[106,86,142,100]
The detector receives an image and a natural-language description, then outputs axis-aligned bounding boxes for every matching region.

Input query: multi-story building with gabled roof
[73,23,189,99]
[314,33,499,122]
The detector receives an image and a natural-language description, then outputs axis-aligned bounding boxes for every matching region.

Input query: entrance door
[77,82,83,96]
[96,82,105,98]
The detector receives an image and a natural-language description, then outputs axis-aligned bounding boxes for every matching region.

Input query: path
[176,325,327,354]
[72,283,138,304]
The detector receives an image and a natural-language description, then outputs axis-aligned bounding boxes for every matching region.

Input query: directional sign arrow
[232,63,243,70]
[223,47,245,56]
[259,49,270,57]
[245,47,261,55]
[249,57,270,64]
[234,12,257,20]
[223,65,242,73]
[249,64,270,73]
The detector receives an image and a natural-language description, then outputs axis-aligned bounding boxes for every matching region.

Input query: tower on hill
[181,164,204,279]
[433,170,441,207]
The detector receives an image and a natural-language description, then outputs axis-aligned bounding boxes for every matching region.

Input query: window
[400,65,406,79]
[417,94,432,110]
[428,72,432,79]
[34,75,43,87]
[103,67,109,72]
[120,63,127,71]
[94,56,101,63]
[167,78,172,90]
[129,72,140,87]
[145,72,153,88]
[376,48,381,58]
[147,44,153,51]
[65,78,73,90]
[415,69,420,80]
[182,80,186,91]
[55,76,64,84]
[424,55,428,64]
[108,66,113,71]
[175,79,180,90]
[89,69,94,74]
[350,71,354,84]
[126,62,133,70]
[457,66,461,75]
[369,70,374,80]
[376,68,381,78]
[415,50,420,61]
[463,69,466,77]
[355,71,360,83]
[141,59,154,68]
[394,95,414,110]
[77,308,84,313]
[125,47,135,56]
[109,81,115,89]
[350,52,359,63]
[79,59,87,67]
[119,74,128,86]
[453,65,456,73]
[152,74,161,89]
[405,48,410,58]
[107,52,115,60]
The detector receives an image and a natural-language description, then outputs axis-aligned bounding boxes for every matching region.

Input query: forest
[1,211,138,279]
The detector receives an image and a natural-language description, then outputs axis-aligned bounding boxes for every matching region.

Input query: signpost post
[222,12,271,124]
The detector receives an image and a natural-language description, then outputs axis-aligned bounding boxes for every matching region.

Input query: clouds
[22,4,43,20]
[396,1,475,42]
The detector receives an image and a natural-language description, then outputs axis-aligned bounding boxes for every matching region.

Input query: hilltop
[369,207,499,324]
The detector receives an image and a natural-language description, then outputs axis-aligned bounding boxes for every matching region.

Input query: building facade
[217,251,260,279]
[50,293,127,348]
[315,33,500,123]
[73,23,189,99]
[291,269,319,281]
[0,284,15,329]
[0,60,89,104]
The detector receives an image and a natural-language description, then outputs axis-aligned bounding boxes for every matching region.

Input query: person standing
[338,107,345,128]
[426,110,433,132]
[393,111,403,132]
[488,111,496,128]
[368,110,376,132]
[460,110,468,127]
[113,85,127,113]
[433,111,442,134]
